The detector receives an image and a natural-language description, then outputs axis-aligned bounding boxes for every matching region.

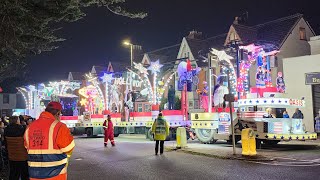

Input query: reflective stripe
[29,164,65,179]
[28,154,67,162]
[28,158,67,167]
[60,140,75,153]
[48,120,59,150]
[25,127,29,149]
[28,149,64,154]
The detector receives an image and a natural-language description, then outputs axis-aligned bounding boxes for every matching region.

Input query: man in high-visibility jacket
[103,115,115,147]
[24,102,75,180]
[152,113,169,155]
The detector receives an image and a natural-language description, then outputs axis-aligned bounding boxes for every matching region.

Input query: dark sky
[29,0,320,82]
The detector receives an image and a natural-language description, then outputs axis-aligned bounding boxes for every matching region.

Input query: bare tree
[0,0,146,83]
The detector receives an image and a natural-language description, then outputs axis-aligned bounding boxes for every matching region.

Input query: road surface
[68,136,320,180]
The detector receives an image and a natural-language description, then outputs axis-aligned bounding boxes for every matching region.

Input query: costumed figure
[213,76,229,110]
[201,81,209,111]
[276,72,286,93]
[124,89,133,122]
[256,66,265,88]
[263,108,274,118]
[103,115,115,147]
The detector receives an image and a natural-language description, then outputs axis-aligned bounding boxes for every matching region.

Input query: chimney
[233,17,239,24]
[187,30,203,40]
[308,36,320,55]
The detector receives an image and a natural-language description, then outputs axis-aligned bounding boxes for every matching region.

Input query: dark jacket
[292,110,304,119]
[168,88,175,102]
[4,124,28,161]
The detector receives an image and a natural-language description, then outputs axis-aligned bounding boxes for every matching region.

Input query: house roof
[186,13,309,65]
[68,72,84,81]
[254,13,304,49]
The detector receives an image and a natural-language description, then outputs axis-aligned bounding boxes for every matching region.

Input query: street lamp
[123,40,133,67]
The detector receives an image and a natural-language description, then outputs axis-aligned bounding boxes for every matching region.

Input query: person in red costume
[103,115,115,147]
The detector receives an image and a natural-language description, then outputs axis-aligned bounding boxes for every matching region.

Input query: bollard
[241,128,257,156]
[176,127,187,149]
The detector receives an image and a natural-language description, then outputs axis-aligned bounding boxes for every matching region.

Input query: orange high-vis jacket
[24,112,75,180]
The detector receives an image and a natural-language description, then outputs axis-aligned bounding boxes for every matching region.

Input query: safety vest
[24,112,75,179]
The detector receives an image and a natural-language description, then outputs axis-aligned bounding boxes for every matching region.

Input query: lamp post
[123,41,134,67]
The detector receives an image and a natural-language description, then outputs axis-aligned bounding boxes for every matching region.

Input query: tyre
[86,128,93,137]
[256,139,262,148]
[226,135,241,144]
[195,129,217,144]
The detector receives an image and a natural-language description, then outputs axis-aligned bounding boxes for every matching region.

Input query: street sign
[305,72,320,85]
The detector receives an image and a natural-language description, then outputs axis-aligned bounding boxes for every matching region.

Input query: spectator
[283,111,290,118]
[292,108,304,119]
[4,116,29,180]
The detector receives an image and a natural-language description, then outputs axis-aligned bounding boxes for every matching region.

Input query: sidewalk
[165,139,320,161]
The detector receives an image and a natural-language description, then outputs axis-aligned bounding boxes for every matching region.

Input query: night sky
[28,0,320,83]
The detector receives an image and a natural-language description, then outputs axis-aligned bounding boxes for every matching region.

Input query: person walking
[4,116,29,180]
[24,102,75,180]
[152,113,169,155]
[103,115,115,147]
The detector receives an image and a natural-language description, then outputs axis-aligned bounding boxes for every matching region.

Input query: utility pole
[208,53,212,113]
[226,69,236,155]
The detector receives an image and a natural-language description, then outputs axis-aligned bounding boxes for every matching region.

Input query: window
[3,94,9,104]
[138,104,143,112]
[299,27,306,40]
[144,104,150,112]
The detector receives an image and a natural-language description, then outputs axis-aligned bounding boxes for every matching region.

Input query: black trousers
[9,160,29,180]
[155,140,164,154]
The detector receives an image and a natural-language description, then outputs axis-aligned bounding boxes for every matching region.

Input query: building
[283,36,320,132]
[0,93,25,116]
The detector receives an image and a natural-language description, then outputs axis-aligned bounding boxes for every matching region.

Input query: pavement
[166,138,320,165]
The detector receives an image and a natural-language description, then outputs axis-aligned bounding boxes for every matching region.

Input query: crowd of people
[0,102,75,180]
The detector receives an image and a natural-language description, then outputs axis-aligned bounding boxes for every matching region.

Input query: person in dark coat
[167,85,175,110]
[4,116,29,180]
[292,108,304,119]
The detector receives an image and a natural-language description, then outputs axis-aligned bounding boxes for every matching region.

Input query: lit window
[138,104,143,112]
[299,27,306,40]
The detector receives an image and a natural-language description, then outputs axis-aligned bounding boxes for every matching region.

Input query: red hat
[47,102,62,111]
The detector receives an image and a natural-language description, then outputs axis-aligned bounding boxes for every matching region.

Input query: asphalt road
[68,136,320,180]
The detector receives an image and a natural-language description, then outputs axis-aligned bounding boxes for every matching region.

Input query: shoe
[155,153,158,155]
[112,144,115,147]
[104,143,107,147]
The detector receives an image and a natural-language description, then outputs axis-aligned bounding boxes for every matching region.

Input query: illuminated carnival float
[190,45,317,144]
[17,81,80,118]
[72,61,191,138]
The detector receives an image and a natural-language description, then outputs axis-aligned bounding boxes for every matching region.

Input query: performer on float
[213,76,229,111]
[200,81,209,111]
[256,66,265,88]
[167,85,175,110]
[124,89,133,122]
[276,72,286,93]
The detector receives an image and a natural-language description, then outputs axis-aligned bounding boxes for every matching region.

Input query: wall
[0,93,17,109]
[309,36,320,55]
[283,54,320,132]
